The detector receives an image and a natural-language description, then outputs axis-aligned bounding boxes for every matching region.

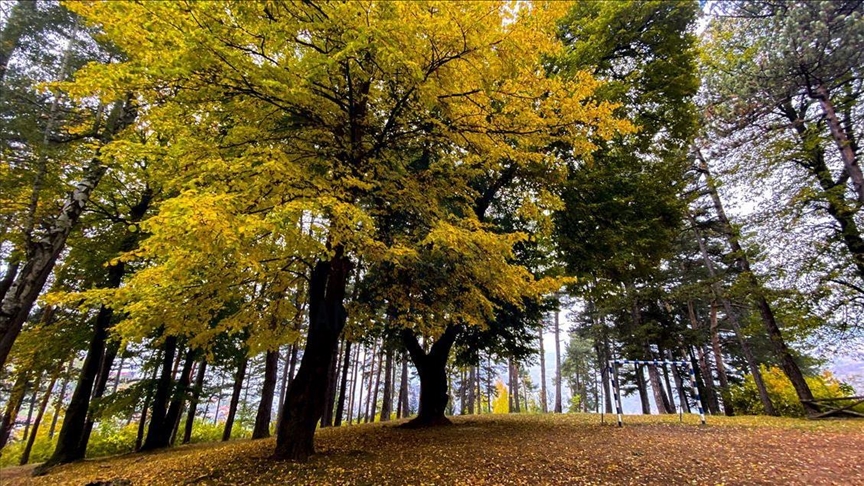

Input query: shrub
[728,366,860,417]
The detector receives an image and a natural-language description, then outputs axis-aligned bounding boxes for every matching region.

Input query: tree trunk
[164,349,195,447]
[321,339,342,428]
[687,300,723,415]
[0,371,27,452]
[660,359,677,413]
[635,364,651,414]
[252,350,279,439]
[334,341,352,426]
[135,354,161,451]
[369,347,383,422]
[539,323,547,413]
[21,375,40,442]
[43,306,114,465]
[379,346,393,421]
[48,360,73,439]
[222,356,247,442]
[466,366,476,415]
[275,251,351,462]
[699,155,816,414]
[182,359,207,444]
[689,214,777,415]
[398,350,409,419]
[141,336,178,451]
[348,344,360,423]
[20,371,58,465]
[363,341,378,423]
[275,345,291,431]
[400,325,460,427]
[0,100,134,369]
[668,350,690,414]
[553,309,562,413]
[80,340,120,453]
[814,85,864,204]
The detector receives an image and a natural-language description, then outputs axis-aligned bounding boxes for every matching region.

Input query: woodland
[0,0,863,483]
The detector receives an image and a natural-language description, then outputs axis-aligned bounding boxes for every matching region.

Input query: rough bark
[182,359,207,444]
[222,355,247,442]
[275,251,351,461]
[0,100,135,369]
[253,350,279,439]
[400,325,460,428]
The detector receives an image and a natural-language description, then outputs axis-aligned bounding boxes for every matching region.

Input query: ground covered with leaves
[2,414,862,485]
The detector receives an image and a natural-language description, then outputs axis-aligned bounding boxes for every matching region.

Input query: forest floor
[1,413,862,485]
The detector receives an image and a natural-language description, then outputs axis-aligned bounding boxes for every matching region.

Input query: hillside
[2,414,862,486]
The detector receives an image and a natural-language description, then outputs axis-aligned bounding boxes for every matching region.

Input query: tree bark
[554,309,562,413]
[369,346,383,422]
[348,344,360,423]
[539,323,547,413]
[466,365,476,415]
[334,341,352,426]
[182,359,207,444]
[48,361,73,439]
[699,154,816,414]
[321,339,342,427]
[19,371,58,465]
[275,251,351,462]
[398,350,409,418]
[0,99,134,369]
[635,364,651,414]
[813,84,864,204]
[0,371,27,452]
[400,325,460,428]
[687,300,723,414]
[363,341,378,423]
[253,350,279,439]
[80,340,120,453]
[222,355,247,442]
[140,336,178,451]
[164,349,195,447]
[379,346,393,421]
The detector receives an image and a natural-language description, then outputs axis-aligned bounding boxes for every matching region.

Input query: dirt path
[2,414,862,485]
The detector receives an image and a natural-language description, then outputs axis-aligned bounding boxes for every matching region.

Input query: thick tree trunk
[182,359,207,444]
[699,154,816,414]
[379,346,393,421]
[222,356,247,442]
[20,371,57,465]
[400,325,460,428]
[554,309,562,413]
[253,350,279,439]
[275,251,351,461]
[141,336,178,451]
[0,100,134,369]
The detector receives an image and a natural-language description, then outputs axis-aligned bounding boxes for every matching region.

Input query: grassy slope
[1,414,862,485]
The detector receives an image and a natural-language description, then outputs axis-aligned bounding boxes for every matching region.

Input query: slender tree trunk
[687,300,723,414]
[698,155,815,413]
[466,366,476,415]
[690,214,777,415]
[348,345,360,424]
[334,341,352,426]
[275,251,351,461]
[369,347,383,422]
[554,309,562,413]
[379,346,393,421]
[0,100,134,369]
[20,371,58,465]
[813,85,864,204]
[222,356,247,442]
[21,376,39,441]
[275,345,291,431]
[363,341,378,423]
[252,350,279,439]
[0,371,27,452]
[141,336,178,451]
[635,364,651,414]
[135,352,161,451]
[321,339,342,428]
[48,360,72,439]
[182,359,207,444]
[400,325,460,427]
[80,340,120,453]
[660,358,677,413]
[539,323,547,413]
[164,349,195,447]
[598,339,613,414]
[398,350,409,419]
